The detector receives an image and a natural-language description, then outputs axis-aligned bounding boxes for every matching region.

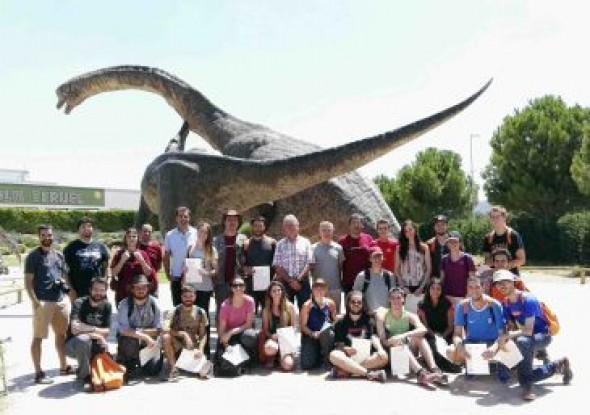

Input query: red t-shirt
[371,238,399,272]
[139,241,163,272]
[111,249,158,304]
[224,235,237,284]
[338,233,373,288]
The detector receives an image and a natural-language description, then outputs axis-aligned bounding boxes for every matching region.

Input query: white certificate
[493,340,523,369]
[185,258,203,284]
[222,344,250,366]
[351,338,371,364]
[465,343,490,375]
[389,345,410,377]
[434,334,451,360]
[276,327,299,357]
[139,343,161,366]
[175,349,206,373]
[252,266,271,291]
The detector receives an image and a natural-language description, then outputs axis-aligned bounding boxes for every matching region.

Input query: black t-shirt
[67,296,112,340]
[24,248,68,302]
[417,298,452,334]
[334,313,373,346]
[63,240,110,297]
[481,228,524,275]
[428,237,450,278]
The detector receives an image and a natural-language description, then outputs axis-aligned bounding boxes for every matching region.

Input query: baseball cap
[132,274,150,286]
[493,269,516,283]
[446,231,462,242]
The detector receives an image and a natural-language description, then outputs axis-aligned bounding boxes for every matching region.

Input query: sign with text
[0,183,105,207]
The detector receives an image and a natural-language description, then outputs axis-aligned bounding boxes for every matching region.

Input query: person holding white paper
[329,291,387,382]
[299,278,337,370]
[162,285,212,381]
[260,281,297,371]
[446,277,504,374]
[241,216,276,314]
[489,270,572,401]
[184,221,218,357]
[376,287,446,387]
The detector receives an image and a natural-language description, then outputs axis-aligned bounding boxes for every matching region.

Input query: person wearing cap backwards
[489,269,572,401]
[352,246,395,315]
[213,209,248,320]
[161,285,212,381]
[426,215,450,279]
[299,278,337,370]
[117,274,163,384]
[439,231,476,304]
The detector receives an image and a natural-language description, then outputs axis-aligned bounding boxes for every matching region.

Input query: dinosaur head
[56,82,86,114]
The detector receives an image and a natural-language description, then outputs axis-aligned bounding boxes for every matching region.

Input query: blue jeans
[515,333,554,388]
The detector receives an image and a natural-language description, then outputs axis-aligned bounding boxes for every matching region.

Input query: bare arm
[24,273,40,308]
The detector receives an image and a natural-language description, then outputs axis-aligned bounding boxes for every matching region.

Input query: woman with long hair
[183,221,218,357]
[110,227,157,305]
[417,278,461,373]
[394,220,432,312]
[260,281,297,371]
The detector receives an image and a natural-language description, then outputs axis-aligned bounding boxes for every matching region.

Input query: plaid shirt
[272,235,313,278]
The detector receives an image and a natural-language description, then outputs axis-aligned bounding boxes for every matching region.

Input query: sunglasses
[231,283,245,288]
[349,300,363,305]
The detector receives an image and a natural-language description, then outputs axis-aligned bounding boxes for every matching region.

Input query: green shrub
[557,211,590,265]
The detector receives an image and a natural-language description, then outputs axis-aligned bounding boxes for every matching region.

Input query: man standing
[63,217,109,300]
[117,274,163,384]
[242,216,276,314]
[25,224,72,384]
[370,219,399,273]
[482,205,526,275]
[139,223,163,273]
[273,214,313,309]
[426,215,450,279]
[164,207,197,306]
[213,210,248,316]
[491,270,572,401]
[352,246,394,315]
[65,277,112,391]
[311,221,344,313]
[338,214,373,296]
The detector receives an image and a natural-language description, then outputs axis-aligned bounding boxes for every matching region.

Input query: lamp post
[469,133,480,210]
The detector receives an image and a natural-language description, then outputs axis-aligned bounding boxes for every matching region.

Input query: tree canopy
[483,95,590,216]
[571,125,590,196]
[375,147,476,223]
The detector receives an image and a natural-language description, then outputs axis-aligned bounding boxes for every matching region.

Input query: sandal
[59,365,77,376]
[35,371,54,385]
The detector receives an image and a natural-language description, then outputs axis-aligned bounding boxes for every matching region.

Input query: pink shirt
[219,295,255,330]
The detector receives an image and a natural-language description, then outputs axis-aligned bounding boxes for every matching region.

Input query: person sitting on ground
[110,227,158,306]
[446,276,505,380]
[329,290,388,382]
[489,270,572,401]
[376,287,447,387]
[216,276,259,366]
[417,278,461,373]
[299,278,337,370]
[117,274,163,385]
[439,231,476,304]
[66,277,112,391]
[352,246,395,315]
[162,285,212,381]
[259,281,297,371]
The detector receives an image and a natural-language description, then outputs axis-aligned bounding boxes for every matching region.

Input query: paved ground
[0,273,586,415]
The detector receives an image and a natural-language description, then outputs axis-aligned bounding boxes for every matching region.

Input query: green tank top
[384,309,410,337]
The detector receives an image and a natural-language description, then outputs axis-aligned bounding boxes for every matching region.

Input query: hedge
[557,211,590,265]
[0,208,140,234]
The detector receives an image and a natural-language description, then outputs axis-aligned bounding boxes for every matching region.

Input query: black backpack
[361,269,393,293]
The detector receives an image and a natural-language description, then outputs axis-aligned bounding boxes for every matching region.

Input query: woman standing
[299,278,337,370]
[439,231,475,303]
[184,221,218,358]
[110,228,157,305]
[216,276,258,366]
[417,278,461,373]
[394,220,431,312]
[260,281,297,371]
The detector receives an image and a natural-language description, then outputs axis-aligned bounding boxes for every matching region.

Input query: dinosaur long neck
[57,65,259,151]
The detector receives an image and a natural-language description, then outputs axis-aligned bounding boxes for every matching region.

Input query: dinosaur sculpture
[56,66,490,237]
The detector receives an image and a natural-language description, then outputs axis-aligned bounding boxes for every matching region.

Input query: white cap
[492,269,516,283]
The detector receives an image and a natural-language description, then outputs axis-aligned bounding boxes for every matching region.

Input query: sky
[1,0,589,199]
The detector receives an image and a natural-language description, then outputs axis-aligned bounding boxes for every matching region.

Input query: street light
[470,133,480,208]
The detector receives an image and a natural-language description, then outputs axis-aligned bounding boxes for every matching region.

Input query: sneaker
[328,367,349,380]
[535,349,550,364]
[417,369,437,389]
[555,357,573,385]
[522,385,537,401]
[198,361,214,380]
[496,365,510,384]
[366,369,387,383]
[430,368,449,386]
[124,367,142,386]
[72,377,92,393]
[34,371,54,385]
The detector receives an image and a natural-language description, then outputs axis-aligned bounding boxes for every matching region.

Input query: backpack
[487,227,513,248]
[362,269,392,294]
[504,292,560,336]
[90,352,126,392]
[127,295,157,321]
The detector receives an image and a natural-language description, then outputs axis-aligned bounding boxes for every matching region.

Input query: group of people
[23,205,572,401]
